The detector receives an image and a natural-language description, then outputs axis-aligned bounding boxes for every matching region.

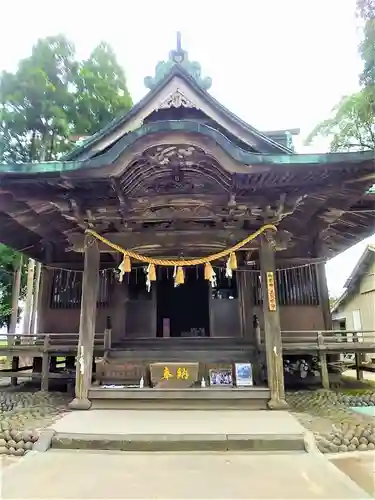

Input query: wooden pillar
[30,261,41,334]
[23,259,35,335]
[317,333,330,389]
[9,256,22,343]
[151,285,157,337]
[315,244,332,388]
[37,266,53,334]
[316,262,332,331]
[41,335,50,391]
[259,236,288,409]
[9,256,23,384]
[354,334,364,382]
[68,235,100,410]
[237,269,254,341]
[208,283,214,337]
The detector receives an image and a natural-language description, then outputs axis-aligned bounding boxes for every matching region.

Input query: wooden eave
[62,65,294,161]
[0,126,373,263]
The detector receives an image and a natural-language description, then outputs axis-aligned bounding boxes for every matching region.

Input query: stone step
[111,338,254,349]
[51,432,306,453]
[88,387,270,410]
[106,349,253,362]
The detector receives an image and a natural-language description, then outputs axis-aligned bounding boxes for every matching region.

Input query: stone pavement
[1,449,371,498]
[49,409,307,451]
[51,408,305,435]
[330,450,375,497]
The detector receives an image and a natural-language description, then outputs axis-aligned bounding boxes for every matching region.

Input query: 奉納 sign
[150,362,199,388]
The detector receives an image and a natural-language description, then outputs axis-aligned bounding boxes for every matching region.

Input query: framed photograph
[209,368,233,386]
[234,363,253,387]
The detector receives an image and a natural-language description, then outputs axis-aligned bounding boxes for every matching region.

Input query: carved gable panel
[121,144,232,197]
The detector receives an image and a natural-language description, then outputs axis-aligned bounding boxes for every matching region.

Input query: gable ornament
[157,89,198,110]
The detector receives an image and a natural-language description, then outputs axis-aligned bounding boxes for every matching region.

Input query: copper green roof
[0,120,374,175]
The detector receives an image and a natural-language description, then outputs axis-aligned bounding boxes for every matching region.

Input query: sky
[0,0,374,298]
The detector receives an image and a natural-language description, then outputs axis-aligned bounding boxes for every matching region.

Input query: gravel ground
[1,382,375,457]
[0,388,70,457]
[287,389,375,454]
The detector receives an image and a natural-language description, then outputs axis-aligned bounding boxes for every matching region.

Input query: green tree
[0,35,77,163]
[357,0,375,92]
[0,247,26,329]
[305,92,375,151]
[306,0,375,151]
[0,36,133,163]
[0,35,133,329]
[73,42,132,136]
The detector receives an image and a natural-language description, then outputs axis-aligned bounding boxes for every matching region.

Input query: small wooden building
[0,37,374,409]
[332,245,375,347]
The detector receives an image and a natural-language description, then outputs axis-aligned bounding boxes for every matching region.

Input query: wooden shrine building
[0,36,374,409]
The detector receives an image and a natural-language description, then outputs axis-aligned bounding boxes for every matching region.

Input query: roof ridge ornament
[144,32,212,91]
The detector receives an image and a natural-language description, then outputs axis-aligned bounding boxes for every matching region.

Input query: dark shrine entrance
[156,267,210,337]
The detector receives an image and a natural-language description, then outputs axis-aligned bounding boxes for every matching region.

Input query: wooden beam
[68,234,100,410]
[67,230,255,253]
[259,236,288,410]
[0,196,68,243]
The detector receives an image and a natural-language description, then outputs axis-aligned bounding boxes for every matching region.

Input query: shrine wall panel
[210,299,241,337]
[41,308,110,334]
[125,300,156,338]
[253,305,325,332]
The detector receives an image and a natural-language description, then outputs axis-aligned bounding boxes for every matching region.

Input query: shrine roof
[0,120,373,176]
[63,63,294,161]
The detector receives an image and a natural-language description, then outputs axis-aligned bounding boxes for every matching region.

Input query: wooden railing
[262,330,375,352]
[1,332,107,353]
[0,332,109,390]
[2,329,374,354]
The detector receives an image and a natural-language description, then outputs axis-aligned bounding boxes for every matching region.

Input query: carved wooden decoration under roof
[156,89,198,110]
[120,144,232,197]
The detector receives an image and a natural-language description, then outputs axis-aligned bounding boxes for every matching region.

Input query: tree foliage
[74,42,132,136]
[0,247,26,329]
[0,35,133,328]
[358,0,375,105]
[305,91,375,151]
[0,35,77,163]
[306,0,375,151]
[0,35,133,163]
